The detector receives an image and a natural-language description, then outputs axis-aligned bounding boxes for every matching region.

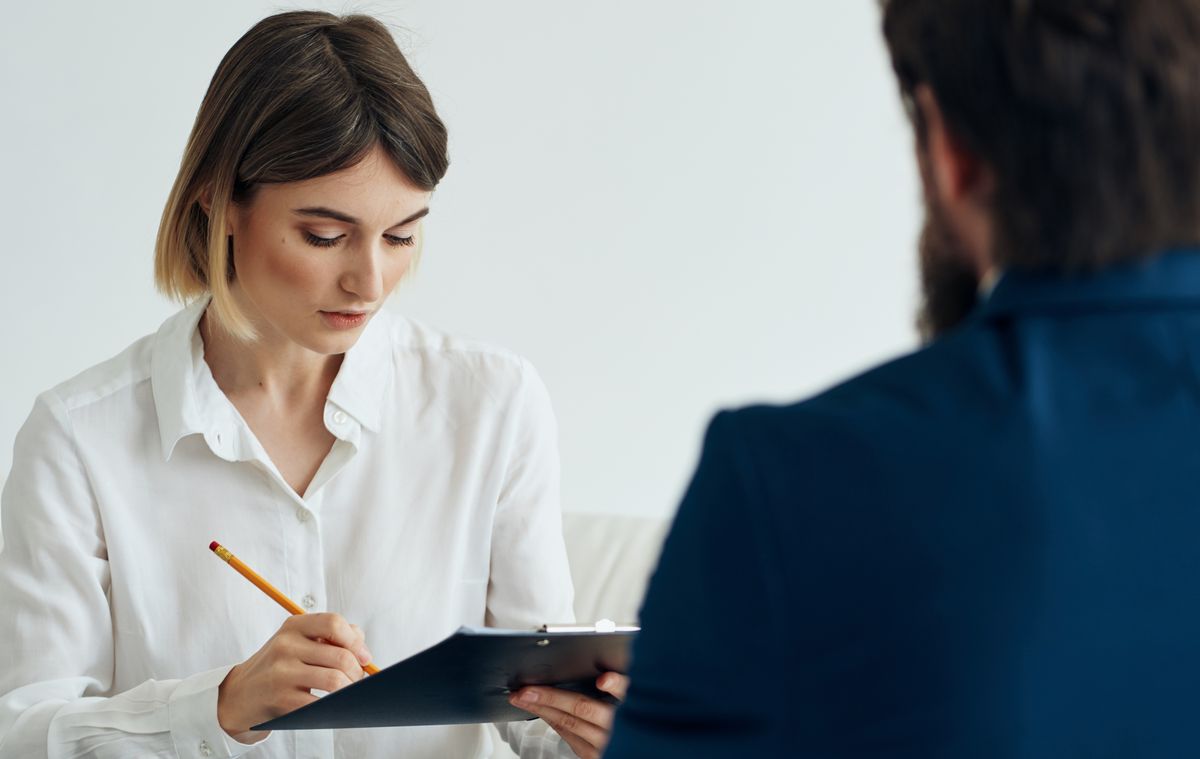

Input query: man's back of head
[884,0,1200,335]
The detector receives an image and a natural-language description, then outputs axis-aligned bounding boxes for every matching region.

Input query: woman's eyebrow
[292,206,430,227]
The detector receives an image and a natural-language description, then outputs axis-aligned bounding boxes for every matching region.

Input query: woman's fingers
[219,614,373,739]
[284,612,373,665]
[294,637,366,684]
[509,687,614,749]
[597,672,629,700]
[296,662,356,694]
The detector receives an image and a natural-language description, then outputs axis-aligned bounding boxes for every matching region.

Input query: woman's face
[226,144,432,355]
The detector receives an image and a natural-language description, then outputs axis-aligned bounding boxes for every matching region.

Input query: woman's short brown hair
[155,10,449,338]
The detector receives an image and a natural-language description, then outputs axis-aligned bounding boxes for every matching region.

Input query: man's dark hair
[883,0,1200,272]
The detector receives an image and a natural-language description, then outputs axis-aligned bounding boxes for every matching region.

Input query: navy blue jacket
[606,250,1200,758]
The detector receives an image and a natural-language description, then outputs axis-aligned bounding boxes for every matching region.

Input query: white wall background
[0,1,920,518]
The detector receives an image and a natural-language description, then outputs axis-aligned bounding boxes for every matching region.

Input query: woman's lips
[319,310,368,330]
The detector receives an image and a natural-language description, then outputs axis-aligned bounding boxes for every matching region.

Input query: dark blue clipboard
[253,626,637,730]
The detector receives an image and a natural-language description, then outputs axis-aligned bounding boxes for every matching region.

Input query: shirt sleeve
[0,393,262,759]
[604,410,787,758]
[486,361,579,759]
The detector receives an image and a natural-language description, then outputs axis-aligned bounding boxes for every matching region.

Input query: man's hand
[509,672,629,759]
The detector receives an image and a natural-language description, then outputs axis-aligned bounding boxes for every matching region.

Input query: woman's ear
[197,186,237,235]
[198,186,214,217]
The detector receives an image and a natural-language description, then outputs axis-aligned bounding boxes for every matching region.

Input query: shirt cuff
[167,665,266,758]
[497,718,575,759]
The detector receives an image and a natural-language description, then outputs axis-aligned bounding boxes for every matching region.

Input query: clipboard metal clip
[539,618,641,634]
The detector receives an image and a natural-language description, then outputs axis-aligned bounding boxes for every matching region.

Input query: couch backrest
[562,511,668,626]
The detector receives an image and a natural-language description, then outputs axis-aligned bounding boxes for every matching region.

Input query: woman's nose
[340,247,384,303]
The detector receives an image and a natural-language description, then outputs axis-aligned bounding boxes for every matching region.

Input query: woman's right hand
[217,613,373,740]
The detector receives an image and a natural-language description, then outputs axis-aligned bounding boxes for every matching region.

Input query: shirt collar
[150,298,224,461]
[150,298,394,461]
[326,307,393,434]
[977,247,1200,321]
[978,267,1002,298]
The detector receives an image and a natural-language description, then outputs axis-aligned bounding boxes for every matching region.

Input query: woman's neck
[200,306,344,410]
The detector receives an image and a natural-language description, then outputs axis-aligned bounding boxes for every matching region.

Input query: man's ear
[914,85,994,207]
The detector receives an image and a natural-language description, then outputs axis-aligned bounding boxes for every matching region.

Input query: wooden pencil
[209,540,380,676]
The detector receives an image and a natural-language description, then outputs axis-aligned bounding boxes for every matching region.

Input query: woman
[0,11,623,759]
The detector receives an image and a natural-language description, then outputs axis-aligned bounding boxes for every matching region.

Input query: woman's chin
[293,328,363,356]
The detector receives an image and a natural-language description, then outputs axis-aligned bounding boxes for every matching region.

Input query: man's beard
[917,195,981,342]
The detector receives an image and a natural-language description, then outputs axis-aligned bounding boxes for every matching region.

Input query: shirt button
[296,507,310,523]
[301,593,316,610]
[332,410,348,425]
[199,740,213,757]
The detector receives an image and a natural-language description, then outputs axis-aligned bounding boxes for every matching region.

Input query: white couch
[489,511,669,758]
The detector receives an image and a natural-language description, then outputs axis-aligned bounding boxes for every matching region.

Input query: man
[605,1,1200,756]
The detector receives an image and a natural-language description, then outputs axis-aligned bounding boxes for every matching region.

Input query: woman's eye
[384,234,416,248]
[304,231,343,248]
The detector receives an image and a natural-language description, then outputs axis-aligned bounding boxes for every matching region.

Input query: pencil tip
[209,540,219,552]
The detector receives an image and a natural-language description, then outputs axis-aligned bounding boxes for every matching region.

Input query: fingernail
[516,689,538,704]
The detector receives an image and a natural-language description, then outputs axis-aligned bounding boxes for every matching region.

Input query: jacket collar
[150,298,393,461]
[978,248,1200,320]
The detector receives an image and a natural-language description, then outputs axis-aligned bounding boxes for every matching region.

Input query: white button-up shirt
[0,299,577,758]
